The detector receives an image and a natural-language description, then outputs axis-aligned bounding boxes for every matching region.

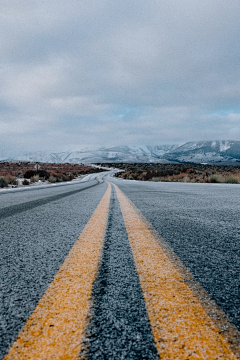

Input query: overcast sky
[1,0,240,156]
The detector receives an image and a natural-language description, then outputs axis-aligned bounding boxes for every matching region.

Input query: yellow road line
[113,183,238,360]
[5,183,111,360]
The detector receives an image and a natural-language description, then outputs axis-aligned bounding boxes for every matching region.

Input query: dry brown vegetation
[0,161,106,188]
[97,163,240,184]
[0,161,104,178]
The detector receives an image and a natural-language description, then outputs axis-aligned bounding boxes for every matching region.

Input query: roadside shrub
[4,174,18,186]
[62,175,70,181]
[48,175,57,183]
[225,176,240,184]
[30,175,39,183]
[12,178,19,186]
[22,179,30,185]
[136,174,145,181]
[207,174,224,183]
[182,176,190,182]
[38,170,50,180]
[122,173,130,179]
[126,175,134,180]
[0,176,8,188]
[144,170,153,180]
[50,172,63,182]
[71,173,78,180]
[24,170,36,179]
[151,177,161,182]
[4,174,16,184]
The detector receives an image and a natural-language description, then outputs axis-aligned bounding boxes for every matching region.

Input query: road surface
[1,172,240,359]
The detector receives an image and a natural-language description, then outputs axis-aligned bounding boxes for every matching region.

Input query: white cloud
[1,0,240,157]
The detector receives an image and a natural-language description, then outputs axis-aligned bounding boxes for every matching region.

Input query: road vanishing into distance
[1,171,240,359]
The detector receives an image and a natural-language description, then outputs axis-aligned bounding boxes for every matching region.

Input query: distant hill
[164,141,240,164]
[2,141,240,164]
[7,145,177,164]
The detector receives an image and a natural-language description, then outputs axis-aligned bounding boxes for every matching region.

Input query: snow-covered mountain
[9,145,176,164]
[163,140,240,164]
[3,141,240,164]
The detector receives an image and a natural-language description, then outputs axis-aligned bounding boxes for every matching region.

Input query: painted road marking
[5,183,111,360]
[114,183,238,359]
[83,187,159,358]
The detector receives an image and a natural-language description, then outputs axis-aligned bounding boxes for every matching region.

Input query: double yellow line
[5,182,240,359]
[6,183,111,360]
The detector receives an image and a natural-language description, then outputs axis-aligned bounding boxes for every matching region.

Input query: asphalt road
[85,186,158,359]
[0,176,108,358]
[110,176,240,330]
[1,172,240,359]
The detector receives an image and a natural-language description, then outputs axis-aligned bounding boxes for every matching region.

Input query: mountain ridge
[1,141,240,165]
[164,140,240,164]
